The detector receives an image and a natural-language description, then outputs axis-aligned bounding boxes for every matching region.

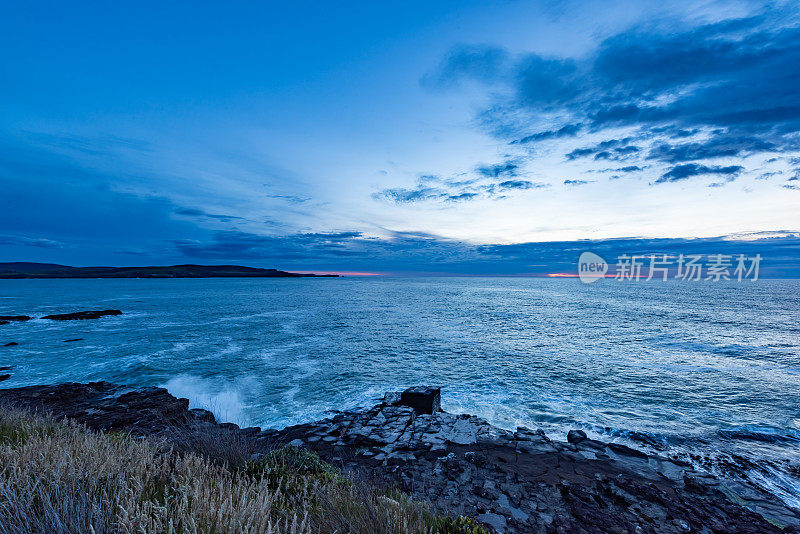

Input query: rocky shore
[0,382,798,533]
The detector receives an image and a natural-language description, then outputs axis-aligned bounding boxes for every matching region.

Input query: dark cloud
[173,229,800,277]
[173,208,244,222]
[648,136,777,163]
[567,138,639,160]
[427,6,800,182]
[374,158,550,204]
[475,232,800,277]
[497,180,535,190]
[476,162,519,178]
[566,148,595,160]
[657,164,743,183]
[511,123,582,144]
[445,192,479,202]
[174,231,367,260]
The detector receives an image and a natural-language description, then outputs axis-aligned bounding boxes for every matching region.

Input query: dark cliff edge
[0,263,338,278]
[0,382,798,534]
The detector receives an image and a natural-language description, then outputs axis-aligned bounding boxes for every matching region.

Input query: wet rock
[0,382,797,534]
[64,338,84,342]
[395,386,441,414]
[0,316,31,322]
[0,382,207,435]
[567,429,587,444]
[0,374,10,382]
[3,342,18,347]
[608,442,648,458]
[42,310,122,321]
[0,321,8,326]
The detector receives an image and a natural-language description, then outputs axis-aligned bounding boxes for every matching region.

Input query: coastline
[1,382,797,533]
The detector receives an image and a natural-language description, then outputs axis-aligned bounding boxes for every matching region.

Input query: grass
[0,407,489,534]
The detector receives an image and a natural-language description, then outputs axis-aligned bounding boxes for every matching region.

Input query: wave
[161,374,259,427]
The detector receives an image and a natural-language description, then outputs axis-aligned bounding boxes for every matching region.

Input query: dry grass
[0,408,488,534]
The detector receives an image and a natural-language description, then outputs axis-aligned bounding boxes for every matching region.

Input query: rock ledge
[0,382,797,534]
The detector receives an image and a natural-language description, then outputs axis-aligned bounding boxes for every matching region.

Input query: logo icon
[578,251,608,284]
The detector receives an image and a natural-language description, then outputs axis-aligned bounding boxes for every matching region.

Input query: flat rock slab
[0,382,798,534]
[41,310,122,321]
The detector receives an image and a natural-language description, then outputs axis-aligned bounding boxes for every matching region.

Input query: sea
[1,277,799,507]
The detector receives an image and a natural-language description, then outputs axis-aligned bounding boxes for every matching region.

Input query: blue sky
[1,0,799,275]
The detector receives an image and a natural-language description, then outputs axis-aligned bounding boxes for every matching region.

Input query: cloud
[373,186,448,204]
[421,45,509,89]
[476,162,519,178]
[511,123,582,144]
[172,229,800,277]
[174,230,367,260]
[497,180,538,190]
[657,164,743,183]
[647,136,777,163]
[265,194,311,204]
[566,138,639,160]
[173,207,244,222]
[374,158,550,204]
[0,234,62,248]
[564,179,591,186]
[426,6,800,183]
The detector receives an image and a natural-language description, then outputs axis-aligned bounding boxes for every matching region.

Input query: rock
[608,442,648,458]
[567,429,587,444]
[0,366,13,371]
[477,512,507,533]
[42,310,122,321]
[0,382,205,435]
[0,382,796,534]
[3,342,18,347]
[0,374,10,382]
[64,338,84,342]
[0,321,8,326]
[0,316,31,322]
[396,386,441,414]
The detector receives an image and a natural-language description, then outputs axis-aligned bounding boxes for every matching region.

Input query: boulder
[567,429,587,444]
[3,342,18,347]
[0,374,10,382]
[42,310,122,321]
[398,386,441,414]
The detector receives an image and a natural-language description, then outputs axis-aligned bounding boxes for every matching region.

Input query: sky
[1,0,799,275]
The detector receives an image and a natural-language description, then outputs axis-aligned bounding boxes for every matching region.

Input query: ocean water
[1,277,799,506]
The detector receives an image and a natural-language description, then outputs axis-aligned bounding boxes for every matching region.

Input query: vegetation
[0,408,488,534]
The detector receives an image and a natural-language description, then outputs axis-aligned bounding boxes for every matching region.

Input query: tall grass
[0,408,487,534]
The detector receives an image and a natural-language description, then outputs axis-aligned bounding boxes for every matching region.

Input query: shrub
[0,408,488,534]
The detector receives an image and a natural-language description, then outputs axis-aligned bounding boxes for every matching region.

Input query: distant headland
[0,263,338,279]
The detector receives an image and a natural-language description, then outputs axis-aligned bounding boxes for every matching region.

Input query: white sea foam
[162,374,258,427]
